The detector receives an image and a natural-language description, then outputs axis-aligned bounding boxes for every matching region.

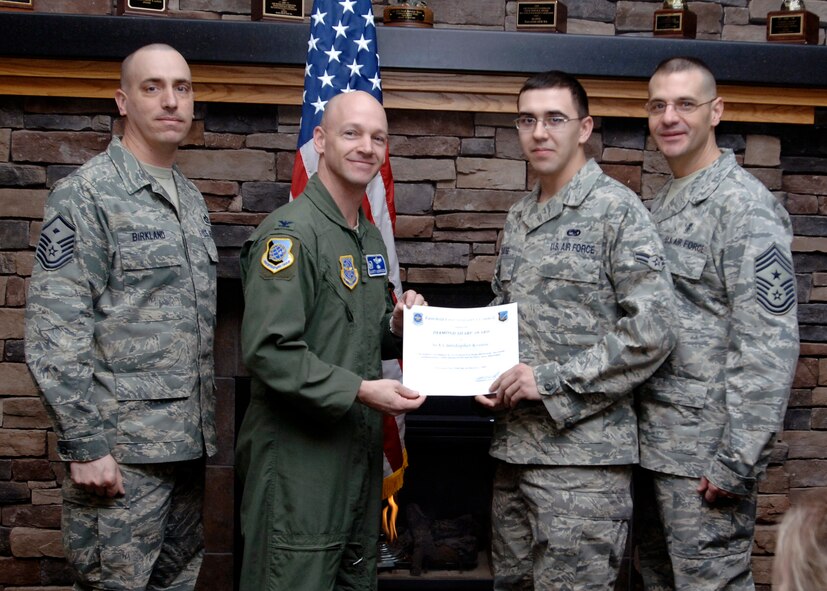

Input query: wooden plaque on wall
[0,0,33,11]
[116,0,168,16]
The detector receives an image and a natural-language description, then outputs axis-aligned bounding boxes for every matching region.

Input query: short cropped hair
[650,56,717,97]
[518,71,589,119]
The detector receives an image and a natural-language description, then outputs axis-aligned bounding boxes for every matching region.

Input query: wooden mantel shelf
[0,13,825,124]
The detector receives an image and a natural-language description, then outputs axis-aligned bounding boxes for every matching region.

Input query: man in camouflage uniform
[25,44,217,591]
[636,57,799,591]
[475,71,677,591]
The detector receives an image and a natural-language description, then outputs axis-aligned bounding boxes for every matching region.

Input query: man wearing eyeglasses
[475,70,677,590]
[636,57,799,591]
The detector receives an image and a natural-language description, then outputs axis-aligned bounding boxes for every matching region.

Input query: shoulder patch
[35,214,76,271]
[340,255,359,290]
[366,254,387,277]
[634,251,665,272]
[755,243,796,315]
[260,237,295,275]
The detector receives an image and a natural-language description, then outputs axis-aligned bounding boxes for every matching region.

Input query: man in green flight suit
[236,90,427,591]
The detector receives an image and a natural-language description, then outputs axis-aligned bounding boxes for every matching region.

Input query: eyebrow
[140,77,192,86]
[518,110,568,117]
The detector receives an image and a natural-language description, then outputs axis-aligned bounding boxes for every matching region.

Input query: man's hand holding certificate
[402,303,519,396]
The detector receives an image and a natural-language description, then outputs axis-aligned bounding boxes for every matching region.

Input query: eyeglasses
[644,97,717,116]
[514,115,586,132]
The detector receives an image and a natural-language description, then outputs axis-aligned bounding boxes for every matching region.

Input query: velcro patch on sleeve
[35,214,76,271]
[260,237,296,275]
[634,250,665,272]
[755,243,795,315]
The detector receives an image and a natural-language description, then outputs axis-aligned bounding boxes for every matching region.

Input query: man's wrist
[389,315,401,337]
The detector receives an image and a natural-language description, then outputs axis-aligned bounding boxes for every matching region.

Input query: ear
[578,115,594,146]
[114,89,128,117]
[312,125,325,155]
[710,97,724,128]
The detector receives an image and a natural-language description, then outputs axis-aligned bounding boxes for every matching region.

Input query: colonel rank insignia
[340,255,359,290]
[261,237,294,274]
[755,243,796,315]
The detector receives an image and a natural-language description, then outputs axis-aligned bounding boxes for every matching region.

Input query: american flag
[290,0,407,499]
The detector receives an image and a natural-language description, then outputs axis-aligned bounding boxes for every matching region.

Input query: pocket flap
[642,375,707,409]
[115,370,195,401]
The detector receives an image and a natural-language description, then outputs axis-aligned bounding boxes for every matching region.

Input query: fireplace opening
[378,283,497,590]
[378,397,496,590]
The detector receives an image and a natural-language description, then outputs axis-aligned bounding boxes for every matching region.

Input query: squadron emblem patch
[36,214,76,271]
[755,243,795,315]
[366,254,387,277]
[340,255,359,290]
[260,237,294,274]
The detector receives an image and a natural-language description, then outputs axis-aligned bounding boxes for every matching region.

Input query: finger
[396,385,421,400]
[475,394,497,408]
[114,469,125,496]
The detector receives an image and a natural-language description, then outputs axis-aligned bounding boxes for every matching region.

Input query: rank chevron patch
[755,243,795,315]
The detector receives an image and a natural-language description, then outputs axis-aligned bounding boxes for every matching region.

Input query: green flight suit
[237,174,401,591]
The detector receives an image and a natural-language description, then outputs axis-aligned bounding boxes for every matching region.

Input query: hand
[69,454,125,498]
[486,363,541,409]
[357,379,426,416]
[390,289,427,337]
[697,476,740,504]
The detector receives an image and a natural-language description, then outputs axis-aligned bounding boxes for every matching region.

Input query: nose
[531,119,549,139]
[660,103,680,124]
[161,86,178,110]
[357,134,375,154]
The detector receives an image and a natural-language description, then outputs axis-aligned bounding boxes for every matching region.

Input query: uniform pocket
[114,371,196,444]
[118,228,183,288]
[664,244,706,281]
[639,375,708,456]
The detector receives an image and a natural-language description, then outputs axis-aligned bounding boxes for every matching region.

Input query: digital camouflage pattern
[25,137,218,464]
[489,159,677,467]
[638,149,800,495]
[62,461,205,590]
[637,149,799,590]
[637,471,758,591]
[492,463,632,591]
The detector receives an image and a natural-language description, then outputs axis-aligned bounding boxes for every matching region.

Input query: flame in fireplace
[382,494,399,542]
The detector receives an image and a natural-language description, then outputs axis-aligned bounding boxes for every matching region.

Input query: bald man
[26,44,217,590]
[236,91,426,591]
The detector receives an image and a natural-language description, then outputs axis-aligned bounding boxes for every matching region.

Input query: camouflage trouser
[491,462,632,591]
[635,469,757,591]
[62,459,205,591]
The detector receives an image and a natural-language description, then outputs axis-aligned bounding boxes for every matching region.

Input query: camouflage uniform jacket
[489,159,677,467]
[638,150,799,496]
[25,137,218,464]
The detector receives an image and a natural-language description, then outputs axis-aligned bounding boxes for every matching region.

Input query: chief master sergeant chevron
[25,44,217,591]
[636,56,800,591]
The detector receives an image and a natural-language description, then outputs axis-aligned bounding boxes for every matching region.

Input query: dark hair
[651,56,717,95]
[518,71,589,119]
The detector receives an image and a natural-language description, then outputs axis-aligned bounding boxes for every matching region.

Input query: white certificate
[402,303,519,396]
